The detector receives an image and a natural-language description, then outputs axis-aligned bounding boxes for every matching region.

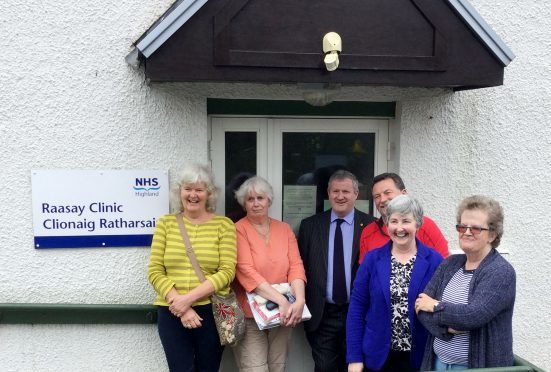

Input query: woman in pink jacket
[232,176,307,372]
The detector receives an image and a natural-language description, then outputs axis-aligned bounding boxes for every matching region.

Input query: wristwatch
[433,301,443,312]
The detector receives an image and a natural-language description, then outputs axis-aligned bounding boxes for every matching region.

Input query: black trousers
[306,303,349,372]
[375,350,415,372]
[157,305,223,372]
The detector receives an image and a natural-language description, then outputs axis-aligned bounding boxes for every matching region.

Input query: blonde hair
[171,163,218,213]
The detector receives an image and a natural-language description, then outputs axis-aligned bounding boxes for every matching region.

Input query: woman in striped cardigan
[415,195,516,370]
[147,163,237,372]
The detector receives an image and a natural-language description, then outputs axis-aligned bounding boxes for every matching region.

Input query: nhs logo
[134,177,161,196]
[134,178,159,189]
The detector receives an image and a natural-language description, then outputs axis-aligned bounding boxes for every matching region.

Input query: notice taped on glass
[283,185,317,233]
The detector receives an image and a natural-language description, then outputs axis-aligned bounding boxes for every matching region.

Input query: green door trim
[207,99,395,117]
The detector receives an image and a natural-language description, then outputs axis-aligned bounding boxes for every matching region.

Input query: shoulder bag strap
[176,213,207,283]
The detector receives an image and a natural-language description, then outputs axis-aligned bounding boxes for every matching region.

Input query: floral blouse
[390,255,416,351]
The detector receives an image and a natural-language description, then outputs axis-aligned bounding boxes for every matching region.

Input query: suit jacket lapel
[320,211,331,276]
[317,211,331,288]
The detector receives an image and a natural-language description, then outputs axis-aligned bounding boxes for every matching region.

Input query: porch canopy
[127,0,515,90]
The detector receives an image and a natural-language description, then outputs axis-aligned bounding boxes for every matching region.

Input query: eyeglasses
[455,224,492,235]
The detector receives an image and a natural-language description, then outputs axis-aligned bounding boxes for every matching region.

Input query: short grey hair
[456,195,504,248]
[385,194,424,228]
[171,163,218,212]
[328,170,359,193]
[234,176,274,208]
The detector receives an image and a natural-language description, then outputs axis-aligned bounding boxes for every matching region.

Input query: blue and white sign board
[31,170,169,249]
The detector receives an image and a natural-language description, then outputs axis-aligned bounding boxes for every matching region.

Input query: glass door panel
[273,118,388,232]
[224,132,256,222]
[210,117,267,219]
[282,132,375,214]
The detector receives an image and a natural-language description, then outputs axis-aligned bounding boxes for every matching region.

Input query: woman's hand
[415,293,439,314]
[180,308,203,329]
[448,327,466,335]
[348,362,364,372]
[283,299,305,327]
[168,293,192,317]
[278,300,291,326]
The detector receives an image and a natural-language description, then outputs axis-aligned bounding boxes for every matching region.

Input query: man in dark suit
[298,170,375,372]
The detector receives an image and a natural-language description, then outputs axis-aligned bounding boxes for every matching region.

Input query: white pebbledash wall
[0,0,549,370]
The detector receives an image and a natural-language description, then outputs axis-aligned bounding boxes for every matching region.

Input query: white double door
[210,116,388,229]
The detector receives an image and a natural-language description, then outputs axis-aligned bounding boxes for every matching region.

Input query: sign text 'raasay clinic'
[41,201,156,232]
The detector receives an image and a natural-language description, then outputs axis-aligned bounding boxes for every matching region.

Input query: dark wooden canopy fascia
[139,0,509,90]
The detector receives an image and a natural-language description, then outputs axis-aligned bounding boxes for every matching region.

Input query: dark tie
[333,218,347,304]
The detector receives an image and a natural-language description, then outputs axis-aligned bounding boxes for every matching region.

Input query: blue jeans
[434,355,469,370]
[157,304,223,372]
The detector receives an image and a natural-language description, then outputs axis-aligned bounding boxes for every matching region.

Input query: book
[246,283,312,330]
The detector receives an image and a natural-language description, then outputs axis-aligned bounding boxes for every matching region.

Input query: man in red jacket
[359,173,449,263]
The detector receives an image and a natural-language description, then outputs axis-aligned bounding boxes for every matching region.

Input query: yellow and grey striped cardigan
[147,214,237,307]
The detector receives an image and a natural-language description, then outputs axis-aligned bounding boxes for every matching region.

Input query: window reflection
[225,132,256,222]
[282,133,375,215]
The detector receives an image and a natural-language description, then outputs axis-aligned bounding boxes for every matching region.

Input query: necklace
[251,219,270,242]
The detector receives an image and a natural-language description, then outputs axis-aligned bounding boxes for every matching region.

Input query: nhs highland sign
[31,170,169,248]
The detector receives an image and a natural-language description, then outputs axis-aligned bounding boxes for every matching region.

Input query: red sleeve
[359,226,369,263]
[359,221,385,263]
[418,216,449,258]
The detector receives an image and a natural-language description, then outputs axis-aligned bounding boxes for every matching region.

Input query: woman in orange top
[232,176,307,372]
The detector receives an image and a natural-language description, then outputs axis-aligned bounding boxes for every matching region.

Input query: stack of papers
[246,283,312,330]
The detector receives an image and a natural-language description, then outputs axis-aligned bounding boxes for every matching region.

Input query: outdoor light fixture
[323,32,342,71]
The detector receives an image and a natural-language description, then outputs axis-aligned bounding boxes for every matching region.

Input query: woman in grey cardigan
[414,195,516,370]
